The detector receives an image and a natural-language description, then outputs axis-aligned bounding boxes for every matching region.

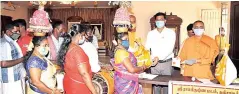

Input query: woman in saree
[113,32,146,94]
[25,36,62,94]
[58,24,97,94]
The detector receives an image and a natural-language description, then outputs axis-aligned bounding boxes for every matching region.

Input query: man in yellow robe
[179,20,219,82]
[215,27,230,61]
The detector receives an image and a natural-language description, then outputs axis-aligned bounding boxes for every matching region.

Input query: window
[221,2,229,33]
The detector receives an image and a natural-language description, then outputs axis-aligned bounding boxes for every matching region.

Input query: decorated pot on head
[113,6,131,33]
[27,1,52,36]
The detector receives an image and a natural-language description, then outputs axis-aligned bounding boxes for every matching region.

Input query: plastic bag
[215,54,237,86]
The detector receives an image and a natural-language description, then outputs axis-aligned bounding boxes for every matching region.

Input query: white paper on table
[139,72,158,80]
[172,58,181,68]
[196,78,215,84]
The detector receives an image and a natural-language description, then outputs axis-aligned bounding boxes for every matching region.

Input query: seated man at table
[178,20,219,82]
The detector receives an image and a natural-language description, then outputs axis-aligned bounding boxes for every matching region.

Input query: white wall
[131,1,221,45]
[1,3,28,23]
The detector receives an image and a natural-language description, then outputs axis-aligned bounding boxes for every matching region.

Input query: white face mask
[79,36,85,45]
[221,31,226,35]
[193,29,204,36]
[155,21,165,28]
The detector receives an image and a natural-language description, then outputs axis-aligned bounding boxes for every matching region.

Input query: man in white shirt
[79,26,101,73]
[85,26,99,50]
[1,22,26,94]
[92,35,99,49]
[145,12,176,94]
[47,20,65,62]
[79,38,101,73]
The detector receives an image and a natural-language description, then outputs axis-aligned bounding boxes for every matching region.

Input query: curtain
[28,8,116,49]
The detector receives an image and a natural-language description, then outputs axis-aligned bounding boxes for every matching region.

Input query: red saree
[63,43,92,94]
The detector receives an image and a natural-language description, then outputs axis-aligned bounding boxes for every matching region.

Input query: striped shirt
[0,35,26,83]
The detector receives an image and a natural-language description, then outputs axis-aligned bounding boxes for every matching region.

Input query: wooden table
[139,75,184,94]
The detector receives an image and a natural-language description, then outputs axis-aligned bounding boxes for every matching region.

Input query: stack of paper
[139,72,158,80]
[172,58,181,68]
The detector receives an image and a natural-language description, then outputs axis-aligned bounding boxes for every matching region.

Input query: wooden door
[229,1,239,77]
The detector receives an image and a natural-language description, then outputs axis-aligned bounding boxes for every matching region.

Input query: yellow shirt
[114,49,129,64]
[215,35,230,51]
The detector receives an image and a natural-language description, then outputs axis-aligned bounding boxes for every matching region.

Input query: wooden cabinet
[150,13,182,56]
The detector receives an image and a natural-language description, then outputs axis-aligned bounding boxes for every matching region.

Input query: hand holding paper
[184,59,197,65]
[172,57,181,68]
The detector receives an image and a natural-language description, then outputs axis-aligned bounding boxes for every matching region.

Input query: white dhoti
[2,79,25,94]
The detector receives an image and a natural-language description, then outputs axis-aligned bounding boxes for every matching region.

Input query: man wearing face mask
[1,22,26,94]
[79,25,101,73]
[47,20,65,62]
[15,19,34,56]
[173,23,195,75]
[85,25,99,50]
[215,27,230,61]
[145,12,176,94]
[178,20,219,83]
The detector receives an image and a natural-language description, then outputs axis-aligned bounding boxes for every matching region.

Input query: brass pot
[33,32,46,36]
[116,27,128,33]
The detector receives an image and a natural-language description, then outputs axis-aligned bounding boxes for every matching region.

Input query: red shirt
[17,34,33,56]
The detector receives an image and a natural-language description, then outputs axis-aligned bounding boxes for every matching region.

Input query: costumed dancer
[25,1,62,94]
[111,2,146,93]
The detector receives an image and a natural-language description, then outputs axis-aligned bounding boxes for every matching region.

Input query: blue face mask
[39,47,49,56]
[121,40,129,50]
[155,21,165,28]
